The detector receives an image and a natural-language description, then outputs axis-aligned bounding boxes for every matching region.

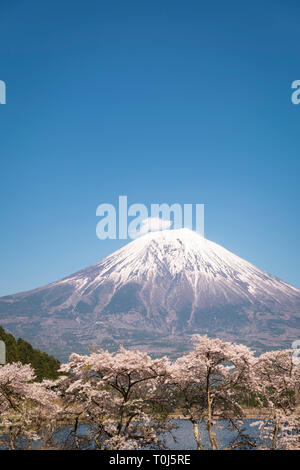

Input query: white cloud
[138,217,173,235]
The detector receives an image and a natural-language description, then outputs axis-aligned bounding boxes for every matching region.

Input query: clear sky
[0,0,300,296]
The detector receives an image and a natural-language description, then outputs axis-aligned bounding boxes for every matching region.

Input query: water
[0,419,261,450]
[163,419,259,450]
[47,419,261,450]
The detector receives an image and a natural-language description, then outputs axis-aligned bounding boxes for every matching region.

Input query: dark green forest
[0,326,60,381]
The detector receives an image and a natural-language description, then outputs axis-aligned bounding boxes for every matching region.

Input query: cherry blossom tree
[0,362,59,449]
[251,349,300,450]
[169,335,257,450]
[1,339,300,450]
[56,346,174,449]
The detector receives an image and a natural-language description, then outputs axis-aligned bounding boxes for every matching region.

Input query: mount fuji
[0,228,299,360]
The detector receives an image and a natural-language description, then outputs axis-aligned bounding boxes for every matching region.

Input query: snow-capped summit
[65,228,300,312]
[0,228,299,360]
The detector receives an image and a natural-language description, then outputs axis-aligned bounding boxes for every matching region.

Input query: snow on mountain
[0,228,299,360]
[65,228,299,306]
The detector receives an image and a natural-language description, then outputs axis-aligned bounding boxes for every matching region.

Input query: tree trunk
[272,418,280,450]
[9,428,15,450]
[190,418,203,450]
[207,393,219,450]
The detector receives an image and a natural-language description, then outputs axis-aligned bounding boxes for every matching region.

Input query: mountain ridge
[0,229,299,360]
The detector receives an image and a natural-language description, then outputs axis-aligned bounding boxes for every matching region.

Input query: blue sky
[0,0,300,295]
